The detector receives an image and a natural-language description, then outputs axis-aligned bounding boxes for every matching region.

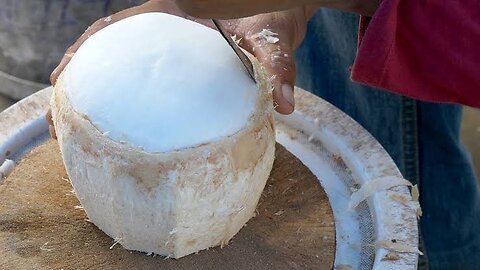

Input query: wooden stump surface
[0,140,335,269]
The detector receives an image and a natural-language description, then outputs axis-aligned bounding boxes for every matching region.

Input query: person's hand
[47,0,214,139]
[49,0,214,86]
[48,0,312,139]
[223,9,311,114]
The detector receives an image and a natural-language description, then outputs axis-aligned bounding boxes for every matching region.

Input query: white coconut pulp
[51,13,275,258]
[64,13,259,152]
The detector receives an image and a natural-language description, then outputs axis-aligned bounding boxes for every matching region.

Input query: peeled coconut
[50,13,275,258]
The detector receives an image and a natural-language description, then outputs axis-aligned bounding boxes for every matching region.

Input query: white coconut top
[63,13,258,153]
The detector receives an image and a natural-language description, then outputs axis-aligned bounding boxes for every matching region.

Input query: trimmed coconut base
[51,62,275,258]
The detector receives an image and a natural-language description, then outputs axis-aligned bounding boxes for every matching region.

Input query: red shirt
[351,0,480,108]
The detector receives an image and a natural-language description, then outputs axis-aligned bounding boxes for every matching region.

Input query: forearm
[174,0,380,19]
[306,0,379,16]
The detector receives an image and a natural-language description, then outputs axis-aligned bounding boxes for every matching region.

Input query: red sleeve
[350,0,480,108]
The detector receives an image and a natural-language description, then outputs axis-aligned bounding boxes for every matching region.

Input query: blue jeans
[295,9,480,269]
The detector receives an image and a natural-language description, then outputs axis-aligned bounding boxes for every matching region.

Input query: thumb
[253,39,296,114]
[239,29,296,114]
[225,9,308,114]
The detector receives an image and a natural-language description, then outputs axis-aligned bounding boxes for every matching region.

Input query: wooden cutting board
[0,140,335,269]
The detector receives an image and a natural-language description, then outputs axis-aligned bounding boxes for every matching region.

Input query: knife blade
[212,19,256,82]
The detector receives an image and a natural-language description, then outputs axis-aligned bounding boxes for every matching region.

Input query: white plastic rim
[0,87,418,269]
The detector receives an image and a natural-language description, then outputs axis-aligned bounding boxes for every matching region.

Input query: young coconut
[50,13,275,258]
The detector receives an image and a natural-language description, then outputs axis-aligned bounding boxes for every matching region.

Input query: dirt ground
[0,140,335,269]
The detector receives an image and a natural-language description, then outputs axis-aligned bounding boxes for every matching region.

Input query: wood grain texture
[0,140,335,270]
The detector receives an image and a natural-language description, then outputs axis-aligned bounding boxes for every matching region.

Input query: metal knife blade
[212,19,256,82]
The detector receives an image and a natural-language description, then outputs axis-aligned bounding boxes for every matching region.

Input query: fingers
[50,14,118,85]
[49,0,303,116]
[236,26,297,114]
[50,15,116,85]
[225,9,308,115]
[50,0,194,86]
[50,49,75,85]
[46,109,57,140]
[251,40,296,114]
[49,125,57,140]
